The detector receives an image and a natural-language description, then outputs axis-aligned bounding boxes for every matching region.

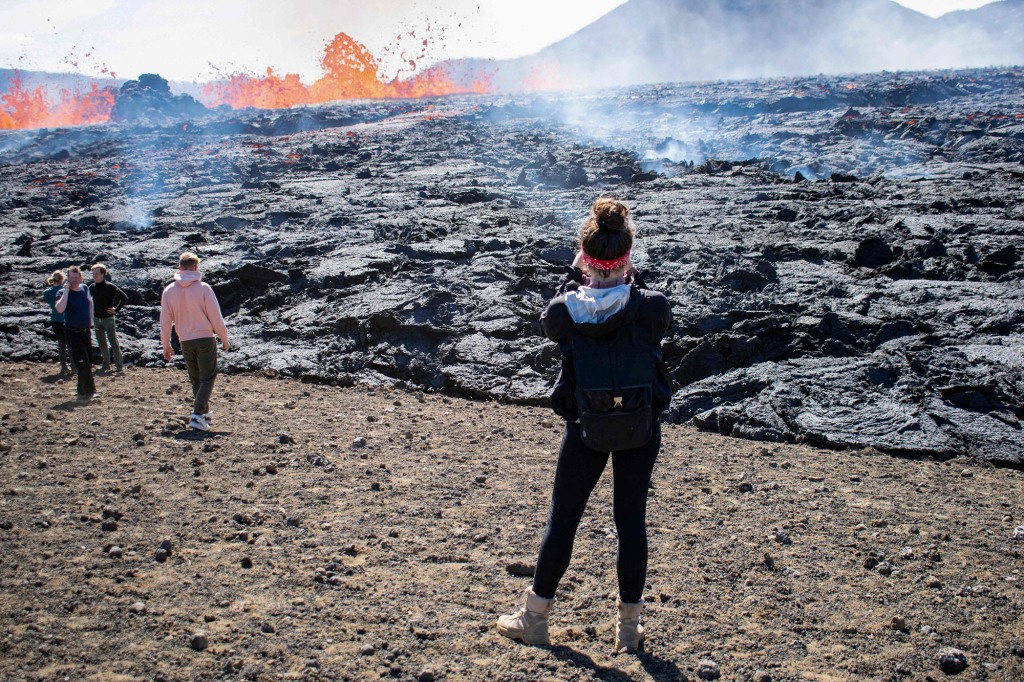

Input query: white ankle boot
[496,587,553,645]
[615,598,645,652]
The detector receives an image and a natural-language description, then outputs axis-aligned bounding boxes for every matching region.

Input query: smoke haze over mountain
[465,0,1024,91]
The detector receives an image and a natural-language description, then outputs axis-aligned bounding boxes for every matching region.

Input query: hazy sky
[0,0,1004,82]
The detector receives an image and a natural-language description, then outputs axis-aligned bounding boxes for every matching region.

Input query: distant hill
[0,69,203,100]
[463,0,1024,91]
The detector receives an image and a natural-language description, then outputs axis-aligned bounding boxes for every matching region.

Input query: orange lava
[0,75,115,131]
[202,32,493,109]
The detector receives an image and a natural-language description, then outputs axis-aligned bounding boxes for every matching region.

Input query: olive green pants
[181,337,217,415]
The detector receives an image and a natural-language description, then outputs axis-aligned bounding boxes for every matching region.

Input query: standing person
[89,263,129,372]
[160,252,229,432]
[496,198,673,652]
[42,270,73,375]
[54,266,97,399]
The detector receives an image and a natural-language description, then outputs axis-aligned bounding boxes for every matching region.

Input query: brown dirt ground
[0,361,1022,682]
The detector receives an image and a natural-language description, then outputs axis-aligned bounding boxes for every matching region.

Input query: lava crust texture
[1,67,1022,464]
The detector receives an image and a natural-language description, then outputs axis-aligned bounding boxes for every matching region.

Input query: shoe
[189,413,211,432]
[496,588,553,645]
[202,413,213,424]
[614,598,645,653]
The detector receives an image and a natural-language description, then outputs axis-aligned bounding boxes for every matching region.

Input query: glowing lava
[0,75,115,131]
[1,30,496,130]
[202,32,492,109]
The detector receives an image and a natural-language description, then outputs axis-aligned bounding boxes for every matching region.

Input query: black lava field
[1,67,1022,465]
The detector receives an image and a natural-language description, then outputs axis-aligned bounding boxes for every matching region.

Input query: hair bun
[593,197,628,233]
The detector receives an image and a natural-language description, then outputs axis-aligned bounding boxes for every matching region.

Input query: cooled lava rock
[1,65,1022,465]
[110,73,209,123]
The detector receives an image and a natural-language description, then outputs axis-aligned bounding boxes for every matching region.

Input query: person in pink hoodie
[160,252,229,432]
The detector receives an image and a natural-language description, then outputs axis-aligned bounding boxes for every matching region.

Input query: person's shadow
[173,429,232,441]
[39,371,72,385]
[548,645,687,681]
[50,398,97,411]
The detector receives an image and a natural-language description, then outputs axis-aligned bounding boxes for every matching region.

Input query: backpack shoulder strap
[622,286,644,325]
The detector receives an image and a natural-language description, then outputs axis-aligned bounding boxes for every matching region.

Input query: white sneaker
[189,413,211,432]
[202,413,213,424]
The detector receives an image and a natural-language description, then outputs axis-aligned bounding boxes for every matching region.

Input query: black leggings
[532,421,660,603]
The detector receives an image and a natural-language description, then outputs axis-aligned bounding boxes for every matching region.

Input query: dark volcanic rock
[110,74,209,123]
[1,65,1022,465]
[853,237,894,269]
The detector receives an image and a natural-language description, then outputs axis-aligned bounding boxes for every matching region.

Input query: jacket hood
[174,270,202,287]
[564,284,635,337]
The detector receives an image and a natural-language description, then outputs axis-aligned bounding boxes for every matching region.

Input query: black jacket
[541,266,673,421]
[89,279,129,319]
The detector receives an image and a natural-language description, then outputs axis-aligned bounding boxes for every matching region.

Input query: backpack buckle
[613,395,623,408]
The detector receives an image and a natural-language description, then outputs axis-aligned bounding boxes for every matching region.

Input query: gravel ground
[0,361,1022,681]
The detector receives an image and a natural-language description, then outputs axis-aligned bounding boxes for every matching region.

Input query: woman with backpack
[42,270,73,375]
[496,197,673,652]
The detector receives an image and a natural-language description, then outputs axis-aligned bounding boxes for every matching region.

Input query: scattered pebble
[416,668,436,682]
[937,647,968,674]
[889,616,907,631]
[506,561,536,577]
[1012,526,1024,541]
[129,601,146,614]
[359,643,374,656]
[240,557,253,569]
[190,632,209,651]
[774,530,792,545]
[107,545,123,559]
[352,437,367,448]
[876,561,893,576]
[101,519,118,532]
[697,658,721,680]
[926,576,943,589]
[278,433,295,445]
[260,622,275,634]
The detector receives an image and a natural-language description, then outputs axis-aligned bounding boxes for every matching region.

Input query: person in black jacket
[497,197,672,652]
[89,263,129,372]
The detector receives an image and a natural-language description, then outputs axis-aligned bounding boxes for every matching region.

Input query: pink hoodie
[160,270,229,351]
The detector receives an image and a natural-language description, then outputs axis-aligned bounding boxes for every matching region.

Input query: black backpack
[571,289,656,452]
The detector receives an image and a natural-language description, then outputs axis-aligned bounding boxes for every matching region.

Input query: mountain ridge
[462,0,1024,91]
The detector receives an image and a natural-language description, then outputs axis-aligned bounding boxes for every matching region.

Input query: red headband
[582,250,631,271]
